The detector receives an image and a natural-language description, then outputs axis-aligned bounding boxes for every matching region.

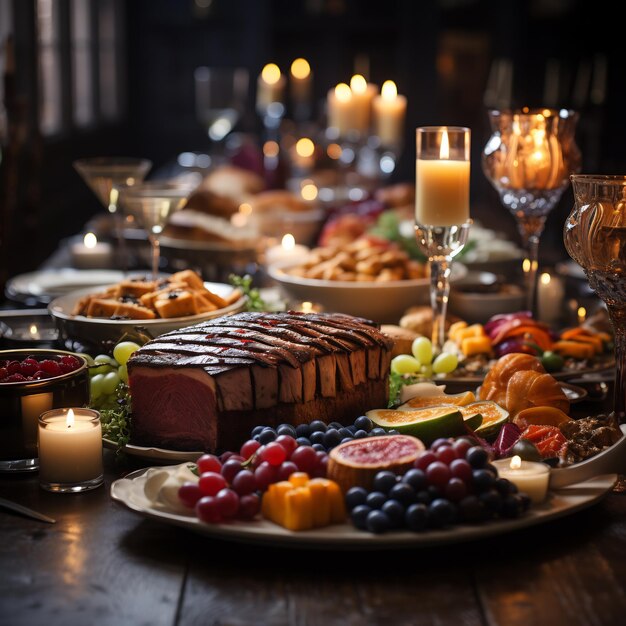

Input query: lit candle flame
[291,58,310,79]
[84,233,98,249]
[301,183,318,201]
[282,233,295,250]
[30,324,38,336]
[350,74,367,94]
[261,63,281,85]
[296,137,315,158]
[510,455,522,470]
[301,301,314,314]
[335,83,351,102]
[522,258,531,273]
[540,272,551,285]
[239,203,252,215]
[263,140,279,158]
[67,408,75,429]
[381,80,397,100]
[439,129,450,159]
[578,306,586,323]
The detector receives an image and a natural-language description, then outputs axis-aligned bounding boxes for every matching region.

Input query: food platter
[110,466,616,550]
[102,438,203,463]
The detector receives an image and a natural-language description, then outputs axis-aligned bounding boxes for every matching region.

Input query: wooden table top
[1,448,626,626]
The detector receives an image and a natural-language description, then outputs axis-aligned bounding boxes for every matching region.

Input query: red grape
[195,496,222,524]
[178,482,203,508]
[290,446,318,473]
[436,446,458,465]
[431,438,452,451]
[197,454,222,474]
[254,461,278,490]
[450,459,473,484]
[231,470,257,495]
[414,451,437,471]
[259,442,287,466]
[219,451,236,463]
[445,477,468,502]
[453,438,473,458]
[426,461,451,488]
[240,439,261,460]
[221,458,244,484]
[198,471,227,496]
[215,488,239,518]
[275,435,297,458]
[277,461,298,481]
[311,456,328,478]
[238,493,261,519]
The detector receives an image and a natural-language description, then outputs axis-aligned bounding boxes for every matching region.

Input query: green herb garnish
[99,384,131,452]
[229,274,267,312]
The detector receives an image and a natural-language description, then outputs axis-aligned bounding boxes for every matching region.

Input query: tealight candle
[71,233,113,269]
[265,233,310,267]
[293,301,324,314]
[373,80,407,147]
[492,455,550,504]
[38,408,103,493]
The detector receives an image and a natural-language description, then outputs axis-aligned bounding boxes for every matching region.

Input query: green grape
[420,364,433,378]
[90,362,113,376]
[76,352,95,366]
[102,371,121,395]
[118,364,128,383]
[94,354,118,367]
[411,337,433,366]
[113,341,141,366]
[432,352,459,375]
[391,354,422,375]
[90,374,105,400]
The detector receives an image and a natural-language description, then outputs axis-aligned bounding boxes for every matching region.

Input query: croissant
[479,353,569,416]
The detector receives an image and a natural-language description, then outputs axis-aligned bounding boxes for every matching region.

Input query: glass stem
[429,256,451,351]
[517,215,546,317]
[607,305,626,422]
[149,235,160,281]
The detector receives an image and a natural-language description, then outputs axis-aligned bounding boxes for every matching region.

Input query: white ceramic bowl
[549,424,626,488]
[48,281,246,351]
[268,263,467,324]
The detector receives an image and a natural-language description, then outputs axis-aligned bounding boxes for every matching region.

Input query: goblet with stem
[119,181,196,280]
[73,157,152,271]
[415,126,472,351]
[564,174,626,420]
[482,108,580,315]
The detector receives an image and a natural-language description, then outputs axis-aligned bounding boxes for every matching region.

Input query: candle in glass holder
[492,455,550,504]
[38,408,103,493]
[266,233,309,267]
[373,80,407,147]
[71,233,113,269]
[257,63,285,111]
[416,127,470,227]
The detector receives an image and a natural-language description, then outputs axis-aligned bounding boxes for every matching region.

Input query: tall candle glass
[564,175,626,420]
[415,126,471,350]
[482,108,580,314]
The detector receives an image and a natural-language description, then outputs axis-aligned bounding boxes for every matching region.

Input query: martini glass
[73,157,152,270]
[119,181,196,279]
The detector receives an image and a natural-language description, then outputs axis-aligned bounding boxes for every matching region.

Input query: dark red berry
[39,360,62,376]
[5,373,26,382]
[20,358,39,376]
[7,361,21,375]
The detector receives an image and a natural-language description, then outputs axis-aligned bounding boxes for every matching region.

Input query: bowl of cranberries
[0,349,90,471]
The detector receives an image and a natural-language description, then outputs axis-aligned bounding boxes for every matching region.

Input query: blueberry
[484,463,498,476]
[253,434,261,442]
[479,489,503,517]
[323,429,342,449]
[405,503,428,531]
[381,499,405,528]
[501,494,524,518]
[351,504,372,530]
[276,424,297,437]
[495,477,517,496]
[366,510,392,534]
[259,429,277,444]
[296,437,311,447]
[518,492,532,511]
[458,495,483,523]
[402,468,427,491]
[312,443,326,452]
[354,415,373,432]
[310,431,326,445]
[416,489,432,505]
[370,427,387,437]
[427,485,441,500]
[466,446,489,469]
[428,499,456,528]
[309,420,327,433]
[373,471,398,494]
[473,469,496,493]
[340,437,353,445]
[365,491,387,510]
[328,421,343,430]
[295,423,311,438]
[389,482,417,506]
[339,427,353,438]
[345,487,368,511]
[387,429,400,435]
[251,425,265,437]
[354,429,368,439]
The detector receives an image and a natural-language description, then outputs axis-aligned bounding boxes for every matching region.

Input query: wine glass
[73,157,152,270]
[564,175,626,420]
[482,108,581,314]
[119,181,196,279]
[194,67,249,152]
[415,126,472,350]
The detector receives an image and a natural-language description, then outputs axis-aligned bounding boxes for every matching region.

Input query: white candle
[292,137,316,172]
[537,272,565,324]
[257,63,286,111]
[415,129,470,227]
[38,408,103,491]
[373,80,407,147]
[349,74,376,133]
[327,83,354,138]
[290,58,312,104]
[71,233,113,269]
[266,233,310,267]
[21,392,53,456]
[492,455,550,504]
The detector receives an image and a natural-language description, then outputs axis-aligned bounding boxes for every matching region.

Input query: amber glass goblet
[564,175,626,420]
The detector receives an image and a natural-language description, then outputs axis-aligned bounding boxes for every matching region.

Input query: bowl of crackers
[49,270,246,351]
[268,237,467,323]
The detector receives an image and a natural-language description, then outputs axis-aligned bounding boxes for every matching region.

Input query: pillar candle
[257,63,286,110]
[349,74,377,133]
[327,83,354,138]
[373,80,407,147]
[290,58,312,104]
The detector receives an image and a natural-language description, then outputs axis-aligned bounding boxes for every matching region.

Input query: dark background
[1,0,624,285]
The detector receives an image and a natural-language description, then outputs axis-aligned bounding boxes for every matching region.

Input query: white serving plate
[111,465,616,550]
[48,280,246,348]
[268,263,467,324]
[103,438,203,463]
